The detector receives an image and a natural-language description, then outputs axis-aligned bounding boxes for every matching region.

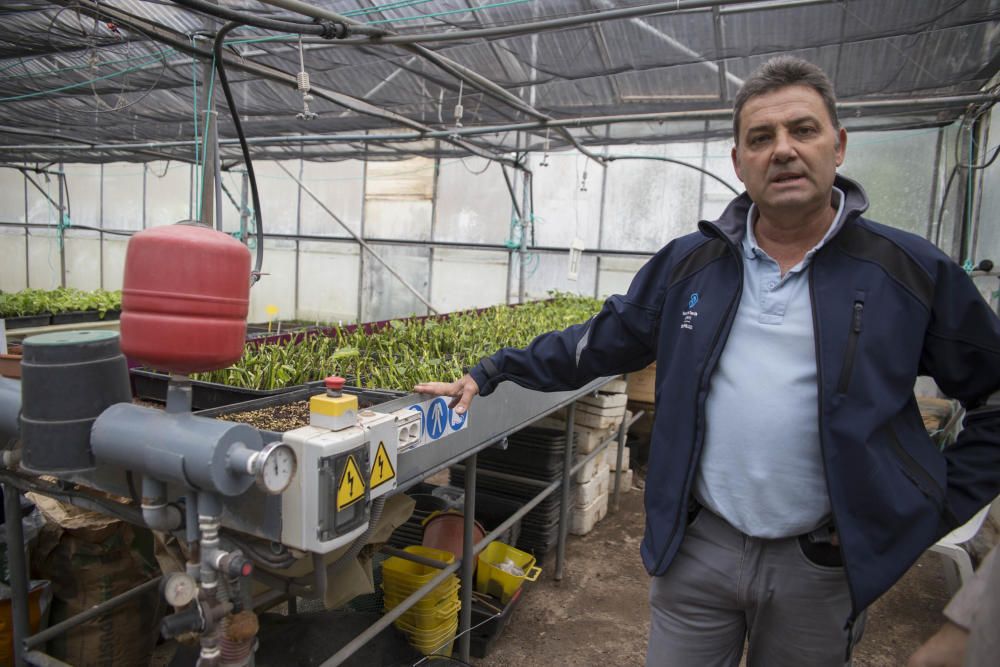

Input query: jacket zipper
[836,295,865,394]
[653,227,743,573]
[809,267,860,625]
[885,425,957,525]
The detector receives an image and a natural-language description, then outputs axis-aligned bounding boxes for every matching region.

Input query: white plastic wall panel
[597,256,648,298]
[248,239,298,323]
[839,129,938,239]
[296,241,360,323]
[102,237,129,290]
[362,244,430,322]
[26,174,59,226]
[63,231,102,291]
[0,229,26,290]
[430,248,507,312]
[64,164,101,229]
[364,158,434,241]
[529,151,602,250]
[601,143,704,252]
[434,157,510,245]
[26,229,62,289]
[253,160,301,235]
[702,140,744,222]
[101,163,144,231]
[0,167,25,222]
[146,161,192,228]
[365,158,435,199]
[522,252,597,301]
[365,200,433,242]
[300,160,364,238]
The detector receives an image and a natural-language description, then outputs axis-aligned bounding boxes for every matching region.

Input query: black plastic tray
[470,588,523,659]
[130,368,310,410]
[2,314,51,329]
[51,310,104,325]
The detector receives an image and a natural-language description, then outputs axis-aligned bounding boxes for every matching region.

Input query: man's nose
[771,130,796,161]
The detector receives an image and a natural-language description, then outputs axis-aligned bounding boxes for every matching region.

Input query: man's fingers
[415,376,479,414]
[413,381,461,396]
[453,377,479,415]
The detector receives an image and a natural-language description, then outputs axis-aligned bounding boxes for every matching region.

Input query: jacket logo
[682,292,699,331]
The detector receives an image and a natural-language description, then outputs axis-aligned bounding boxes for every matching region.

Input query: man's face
[731,85,847,217]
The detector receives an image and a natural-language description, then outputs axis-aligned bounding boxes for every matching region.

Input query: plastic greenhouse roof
[0,0,998,164]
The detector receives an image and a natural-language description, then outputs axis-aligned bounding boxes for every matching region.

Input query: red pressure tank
[120,222,251,374]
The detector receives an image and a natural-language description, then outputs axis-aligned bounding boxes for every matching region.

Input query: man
[909,543,999,667]
[416,57,1000,666]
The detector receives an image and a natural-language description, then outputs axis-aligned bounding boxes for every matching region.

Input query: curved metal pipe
[141,476,183,532]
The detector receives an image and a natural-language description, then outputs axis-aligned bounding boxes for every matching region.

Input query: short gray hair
[732,56,839,142]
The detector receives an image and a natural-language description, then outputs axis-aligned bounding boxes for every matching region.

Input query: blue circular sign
[427,398,450,440]
[450,406,467,430]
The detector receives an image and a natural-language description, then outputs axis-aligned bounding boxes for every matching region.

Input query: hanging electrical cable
[212,22,265,285]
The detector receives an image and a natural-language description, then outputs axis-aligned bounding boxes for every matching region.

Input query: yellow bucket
[475,541,541,604]
[395,616,459,657]
[386,595,461,631]
[382,545,459,608]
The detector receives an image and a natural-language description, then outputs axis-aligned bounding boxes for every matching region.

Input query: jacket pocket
[836,292,865,394]
[884,423,948,514]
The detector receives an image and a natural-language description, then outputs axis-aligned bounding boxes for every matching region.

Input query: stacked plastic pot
[381,546,461,658]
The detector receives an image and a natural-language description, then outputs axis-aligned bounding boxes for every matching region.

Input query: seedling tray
[130,368,312,410]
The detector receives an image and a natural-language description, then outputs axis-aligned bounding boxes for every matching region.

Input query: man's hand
[414,374,480,415]
[907,621,968,667]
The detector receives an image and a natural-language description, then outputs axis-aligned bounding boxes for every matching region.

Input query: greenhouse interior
[1,1,999,666]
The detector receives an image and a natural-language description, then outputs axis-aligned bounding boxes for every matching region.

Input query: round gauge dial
[253,442,297,495]
[163,572,198,607]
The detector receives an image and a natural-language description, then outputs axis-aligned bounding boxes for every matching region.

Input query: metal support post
[4,484,30,667]
[459,452,477,661]
[239,171,249,241]
[57,172,66,288]
[518,168,531,304]
[612,409,628,513]
[555,402,576,581]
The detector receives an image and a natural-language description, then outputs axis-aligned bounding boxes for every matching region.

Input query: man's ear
[731,145,744,183]
[835,127,847,167]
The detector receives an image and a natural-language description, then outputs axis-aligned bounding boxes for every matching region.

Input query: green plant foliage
[193,292,604,392]
[0,288,122,318]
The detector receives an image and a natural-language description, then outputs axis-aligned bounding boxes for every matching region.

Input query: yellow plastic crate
[475,541,541,604]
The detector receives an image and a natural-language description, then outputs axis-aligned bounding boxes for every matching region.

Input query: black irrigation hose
[171,0,384,37]
[213,22,264,284]
[605,154,741,196]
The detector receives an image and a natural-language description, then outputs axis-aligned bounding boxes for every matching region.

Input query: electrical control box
[279,405,421,553]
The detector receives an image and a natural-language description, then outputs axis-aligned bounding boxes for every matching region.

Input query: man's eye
[796,126,817,136]
[749,135,769,146]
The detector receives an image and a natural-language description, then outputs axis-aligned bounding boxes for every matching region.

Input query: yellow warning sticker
[336,455,365,511]
[370,440,396,489]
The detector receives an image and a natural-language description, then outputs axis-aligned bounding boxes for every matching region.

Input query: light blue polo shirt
[695,188,846,539]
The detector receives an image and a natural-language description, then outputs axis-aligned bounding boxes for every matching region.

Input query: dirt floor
[478,468,953,667]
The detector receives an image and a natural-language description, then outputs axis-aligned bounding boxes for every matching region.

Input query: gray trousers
[647,507,862,667]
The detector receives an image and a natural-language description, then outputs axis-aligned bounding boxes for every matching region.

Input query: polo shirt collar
[742,186,847,261]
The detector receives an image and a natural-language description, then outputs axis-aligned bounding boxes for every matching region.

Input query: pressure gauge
[163,572,198,607]
[250,441,297,494]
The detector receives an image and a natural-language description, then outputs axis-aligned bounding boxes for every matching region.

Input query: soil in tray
[215,401,311,432]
